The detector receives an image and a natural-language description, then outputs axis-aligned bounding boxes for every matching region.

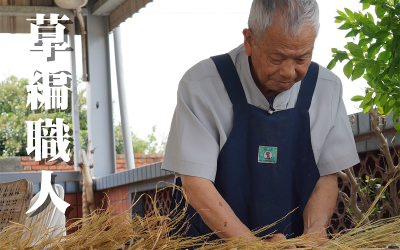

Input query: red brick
[23,170,35,172]
[21,156,29,161]
[116,159,125,164]
[44,160,57,165]
[57,165,69,170]
[120,190,129,200]
[48,165,57,170]
[23,166,31,171]
[77,193,82,205]
[32,165,48,170]
[77,205,82,218]
[22,161,39,166]
[65,194,77,206]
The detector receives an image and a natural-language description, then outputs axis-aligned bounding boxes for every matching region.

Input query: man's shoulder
[317,64,341,85]
[181,58,220,86]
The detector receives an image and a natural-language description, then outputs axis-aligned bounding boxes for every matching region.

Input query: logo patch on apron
[258,146,277,164]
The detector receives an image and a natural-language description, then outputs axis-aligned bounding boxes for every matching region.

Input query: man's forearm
[303,173,338,234]
[181,174,255,239]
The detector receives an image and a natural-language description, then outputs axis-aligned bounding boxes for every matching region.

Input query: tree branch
[369,108,396,172]
[368,107,400,216]
[344,169,369,223]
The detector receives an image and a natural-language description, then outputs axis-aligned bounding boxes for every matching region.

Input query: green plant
[328,0,400,137]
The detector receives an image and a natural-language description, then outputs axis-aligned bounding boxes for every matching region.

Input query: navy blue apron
[169,53,320,243]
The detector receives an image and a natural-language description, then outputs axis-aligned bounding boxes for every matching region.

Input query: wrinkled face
[243,20,316,96]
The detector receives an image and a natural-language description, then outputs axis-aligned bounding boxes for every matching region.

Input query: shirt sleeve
[317,76,360,176]
[161,77,220,182]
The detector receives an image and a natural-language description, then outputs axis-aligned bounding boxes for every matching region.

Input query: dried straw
[0,185,398,249]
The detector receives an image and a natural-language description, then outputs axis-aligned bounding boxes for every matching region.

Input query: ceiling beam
[0,5,74,17]
[92,0,127,16]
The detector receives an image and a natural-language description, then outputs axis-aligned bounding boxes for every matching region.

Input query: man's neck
[248,56,279,98]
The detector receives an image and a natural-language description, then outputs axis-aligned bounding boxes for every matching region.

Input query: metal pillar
[85,0,116,177]
[68,14,81,171]
[113,26,135,170]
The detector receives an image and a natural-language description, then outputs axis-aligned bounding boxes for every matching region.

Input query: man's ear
[242,28,254,57]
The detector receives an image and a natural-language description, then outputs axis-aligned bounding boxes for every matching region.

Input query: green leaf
[364,92,373,103]
[371,63,381,77]
[335,16,346,23]
[351,95,365,101]
[367,43,382,58]
[389,99,396,106]
[352,64,365,80]
[339,22,354,30]
[348,42,364,58]
[345,8,355,20]
[380,17,390,26]
[345,29,358,37]
[327,58,337,70]
[331,48,338,53]
[337,10,348,20]
[363,3,371,10]
[377,51,391,62]
[393,130,400,143]
[361,26,376,37]
[336,51,349,62]
[367,12,374,23]
[359,38,373,47]
[375,30,391,39]
[344,60,354,79]
[375,5,386,18]
[395,122,400,130]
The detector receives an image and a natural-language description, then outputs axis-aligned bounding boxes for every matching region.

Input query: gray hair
[248,0,320,41]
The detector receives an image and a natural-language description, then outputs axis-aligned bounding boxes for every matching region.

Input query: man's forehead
[269,48,314,57]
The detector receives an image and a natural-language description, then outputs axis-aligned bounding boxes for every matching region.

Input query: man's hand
[265,233,287,243]
[302,173,337,246]
[302,226,328,246]
[181,174,254,239]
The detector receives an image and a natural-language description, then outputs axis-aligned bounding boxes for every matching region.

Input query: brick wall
[116,154,164,172]
[21,156,74,172]
[64,186,131,235]
[21,154,164,172]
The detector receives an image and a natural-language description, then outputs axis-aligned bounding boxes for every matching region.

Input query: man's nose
[278,60,296,80]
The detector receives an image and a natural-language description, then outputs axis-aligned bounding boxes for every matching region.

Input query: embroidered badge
[258,146,277,164]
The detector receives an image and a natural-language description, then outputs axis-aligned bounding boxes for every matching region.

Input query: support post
[113,26,135,170]
[85,0,116,177]
[68,14,81,171]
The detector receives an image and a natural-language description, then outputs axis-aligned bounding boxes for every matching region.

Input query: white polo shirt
[161,44,359,182]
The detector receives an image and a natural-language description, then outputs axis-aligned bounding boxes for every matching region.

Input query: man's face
[243,20,316,96]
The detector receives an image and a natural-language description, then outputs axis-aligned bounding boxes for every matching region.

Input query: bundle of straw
[1,185,399,249]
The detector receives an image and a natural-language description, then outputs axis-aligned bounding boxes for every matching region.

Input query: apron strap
[211,54,247,109]
[296,62,319,110]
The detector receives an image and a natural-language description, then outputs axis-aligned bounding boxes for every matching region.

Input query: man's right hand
[265,233,286,243]
[181,174,255,239]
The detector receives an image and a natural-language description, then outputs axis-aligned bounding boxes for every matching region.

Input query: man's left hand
[302,226,328,246]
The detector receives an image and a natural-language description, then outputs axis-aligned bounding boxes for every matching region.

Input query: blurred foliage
[0,76,72,157]
[114,124,166,155]
[328,0,400,137]
[0,75,166,157]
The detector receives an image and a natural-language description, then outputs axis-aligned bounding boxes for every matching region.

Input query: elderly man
[161,0,359,245]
